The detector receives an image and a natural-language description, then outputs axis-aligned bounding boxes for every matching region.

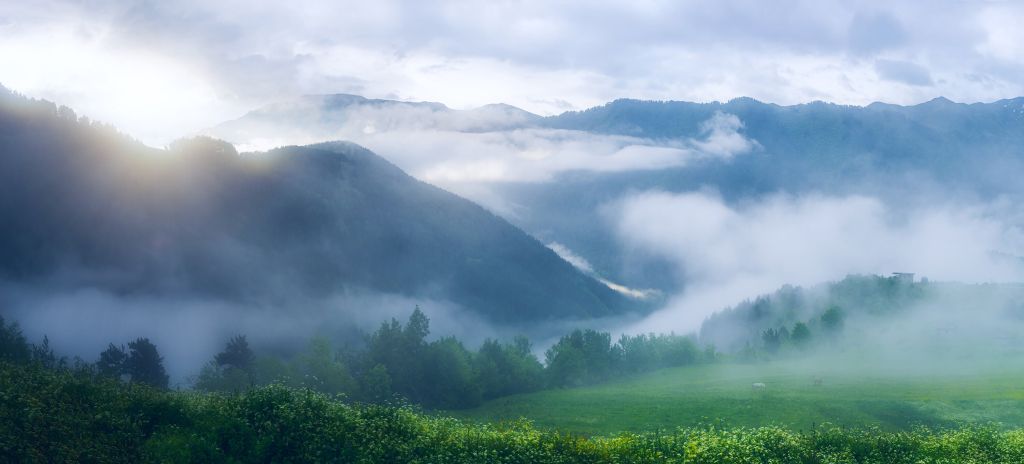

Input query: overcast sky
[2,0,1023,145]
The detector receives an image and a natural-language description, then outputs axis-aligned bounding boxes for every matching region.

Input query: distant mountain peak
[726,96,763,105]
[920,96,956,106]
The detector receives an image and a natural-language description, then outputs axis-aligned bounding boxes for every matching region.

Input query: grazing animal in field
[752,382,766,391]
[813,377,823,387]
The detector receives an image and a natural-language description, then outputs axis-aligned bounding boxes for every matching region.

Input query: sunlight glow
[0,24,225,146]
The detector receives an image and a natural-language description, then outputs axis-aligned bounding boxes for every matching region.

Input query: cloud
[211,104,758,198]
[976,3,1024,63]
[377,127,747,185]
[612,191,1024,332]
[547,242,594,273]
[874,59,933,86]
[2,1,1023,144]
[691,112,759,158]
[847,11,908,55]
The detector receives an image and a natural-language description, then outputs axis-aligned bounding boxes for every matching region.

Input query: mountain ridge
[0,87,637,324]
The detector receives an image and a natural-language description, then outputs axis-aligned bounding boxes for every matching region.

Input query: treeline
[700,274,924,353]
[739,305,845,360]
[193,308,714,409]
[0,315,170,388]
[0,310,711,410]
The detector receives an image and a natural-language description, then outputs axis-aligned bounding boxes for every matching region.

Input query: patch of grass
[452,360,1024,435]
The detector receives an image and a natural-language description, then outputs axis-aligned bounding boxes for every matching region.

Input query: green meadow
[453,359,1024,436]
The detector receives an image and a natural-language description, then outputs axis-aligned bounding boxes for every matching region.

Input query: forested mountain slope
[0,87,632,323]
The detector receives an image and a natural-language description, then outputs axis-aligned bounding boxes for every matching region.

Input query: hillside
[205,95,1024,293]
[0,87,632,324]
[505,97,1024,289]
[456,277,1024,434]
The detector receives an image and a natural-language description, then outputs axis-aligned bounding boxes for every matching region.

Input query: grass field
[451,358,1024,435]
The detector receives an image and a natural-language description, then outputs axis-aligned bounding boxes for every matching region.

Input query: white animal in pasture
[751,382,766,391]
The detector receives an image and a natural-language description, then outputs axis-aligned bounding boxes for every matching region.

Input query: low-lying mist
[1,281,645,385]
[0,283,484,384]
[611,191,1024,333]
[200,95,1024,381]
[7,89,1024,390]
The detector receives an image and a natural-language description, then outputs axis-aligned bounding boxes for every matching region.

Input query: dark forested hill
[0,87,631,324]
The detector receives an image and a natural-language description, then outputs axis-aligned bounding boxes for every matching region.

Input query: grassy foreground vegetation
[455,360,1024,436]
[4,361,1024,463]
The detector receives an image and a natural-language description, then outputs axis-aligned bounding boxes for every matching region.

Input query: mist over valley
[4,2,1024,461]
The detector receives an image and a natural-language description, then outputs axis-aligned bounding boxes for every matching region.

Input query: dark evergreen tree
[31,335,61,369]
[791,322,811,348]
[762,328,782,353]
[97,344,128,379]
[214,335,254,371]
[126,338,169,389]
[821,305,845,333]
[0,315,31,364]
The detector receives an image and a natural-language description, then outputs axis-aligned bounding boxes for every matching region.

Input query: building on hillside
[892,272,915,283]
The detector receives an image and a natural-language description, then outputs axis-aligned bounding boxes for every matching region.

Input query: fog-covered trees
[422,337,480,408]
[0,316,31,364]
[5,306,713,411]
[762,328,784,353]
[361,309,481,408]
[97,344,128,378]
[300,337,356,395]
[821,305,845,333]
[195,335,258,392]
[126,338,169,389]
[94,338,169,389]
[475,337,544,399]
[791,322,811,348]
[361,308,430,402]
[215,335,254,371]
[185,309,711,408]
[702,275,911,355]
[618,333,701,374]
[546,329,620,387]
[546,330,706,388]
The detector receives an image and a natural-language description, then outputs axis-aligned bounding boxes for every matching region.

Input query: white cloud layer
[208,101,757,216]
[612,191,1024,332]
[3,0,1024,144]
